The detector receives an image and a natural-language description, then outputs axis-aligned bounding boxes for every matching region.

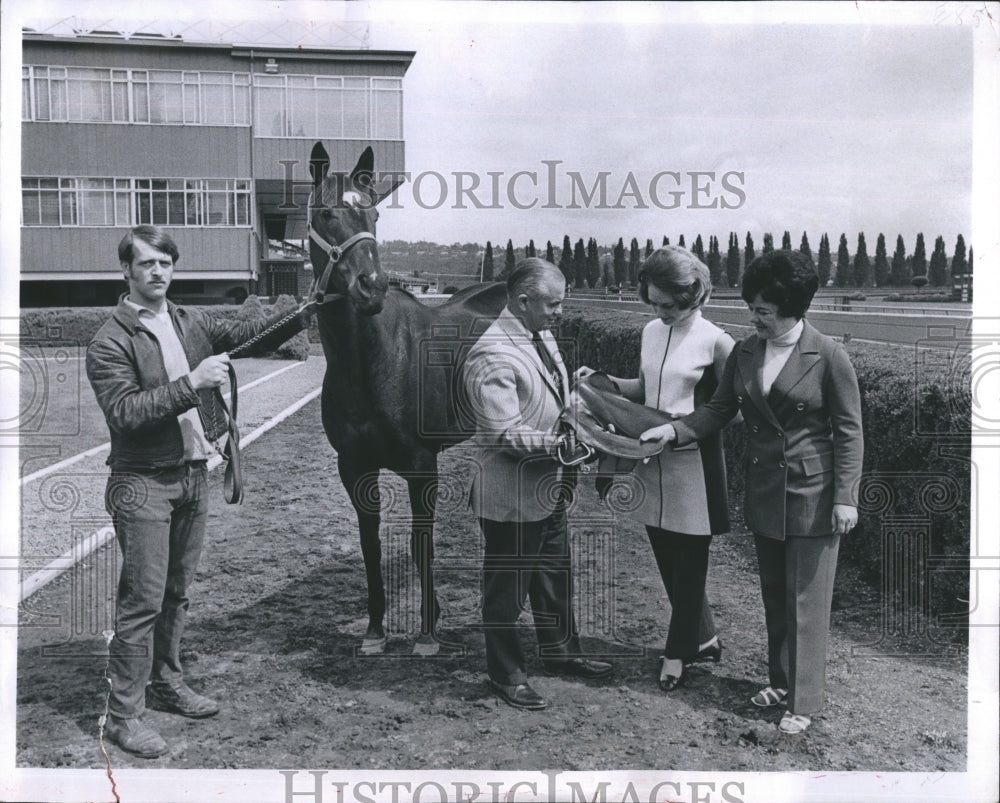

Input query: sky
[360,5,975,250]
[5,1,977,253]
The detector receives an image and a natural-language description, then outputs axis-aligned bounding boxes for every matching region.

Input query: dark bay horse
[306,143,506,655]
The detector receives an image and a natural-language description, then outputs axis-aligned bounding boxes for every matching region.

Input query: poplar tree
[951,234,968,283]
[573,238,586,289]
[662,236,669,246]
[726,232,741,287]
[836,233,850,287]
[678,234,686,248]
[559,235,573,283]
[692,234,705,263]
[912,233,927,279]
[928,236,948,286]
[586,237,600,288]
[645,238,654,257]
[545,240,554,264]
[799,231,812,263]
[744,232,756,270]
[707,235,722,284]
[628,238,641,286]
[504,239,516,278]
[763,233,774,254]
[527,239,536,258]
[613,238,627,286]
[873,233,889,286]
[817,234,831,286]
[483,241,494,281]
[782,231,792,250]
[853,232,870,287]
[890,235,908,285]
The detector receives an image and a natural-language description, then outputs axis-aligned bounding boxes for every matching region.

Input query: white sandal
[751,686,788,707]
[779,711,811,734]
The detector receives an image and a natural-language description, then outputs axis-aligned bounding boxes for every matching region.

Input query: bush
[883,292,953,303]
[561,307,971,620]
[21,297,316,359]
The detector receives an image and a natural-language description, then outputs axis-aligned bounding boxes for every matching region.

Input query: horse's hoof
[412,636,440,657]
[359,634,387,655]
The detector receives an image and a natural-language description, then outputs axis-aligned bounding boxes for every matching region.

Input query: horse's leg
[339,455,387,654]
[407,470,441,656]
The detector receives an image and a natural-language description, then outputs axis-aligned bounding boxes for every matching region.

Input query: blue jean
[104,462,208,718]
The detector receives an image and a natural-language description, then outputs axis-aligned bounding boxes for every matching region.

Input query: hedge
[19,295,314,360]
[560,307,971,622]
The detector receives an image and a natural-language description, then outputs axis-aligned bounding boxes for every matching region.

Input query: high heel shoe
[689,637,723,664]
[658,657,687,691]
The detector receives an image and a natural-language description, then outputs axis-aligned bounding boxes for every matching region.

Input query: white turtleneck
[761,319,804,395]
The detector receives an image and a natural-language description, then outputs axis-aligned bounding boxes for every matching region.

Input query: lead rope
[216,300,316,504]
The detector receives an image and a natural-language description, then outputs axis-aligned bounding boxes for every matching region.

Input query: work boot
[104,715,169,758]
[147,680,220,718]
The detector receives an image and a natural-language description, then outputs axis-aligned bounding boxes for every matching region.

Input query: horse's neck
[317,299,401,406]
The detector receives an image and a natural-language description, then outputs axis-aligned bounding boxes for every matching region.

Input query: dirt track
[16,390,969,778]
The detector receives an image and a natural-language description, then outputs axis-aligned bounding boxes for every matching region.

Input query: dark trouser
[104,463,209,718]
[645,527,716,660]
[480,507,581,686]
[754,532,840,715]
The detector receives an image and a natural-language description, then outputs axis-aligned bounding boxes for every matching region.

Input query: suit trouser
[754,532,840,715]
[645,527,716,660]
[480,506,580,686]
[105,462,209,718]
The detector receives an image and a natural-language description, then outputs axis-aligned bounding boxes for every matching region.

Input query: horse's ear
[350,146,375,195]
[310,142,330,191]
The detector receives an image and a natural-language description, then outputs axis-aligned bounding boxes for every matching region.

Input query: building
[20,23,414,306]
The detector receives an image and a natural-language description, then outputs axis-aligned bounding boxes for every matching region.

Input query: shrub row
[19,295,314,360]
[560,307,971,621]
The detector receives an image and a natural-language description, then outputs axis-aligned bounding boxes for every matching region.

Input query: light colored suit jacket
[463,308,570,522]
[672,320,863,539]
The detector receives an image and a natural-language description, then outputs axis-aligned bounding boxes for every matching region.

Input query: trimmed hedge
[20,295,314,360]
[560,307,971,620]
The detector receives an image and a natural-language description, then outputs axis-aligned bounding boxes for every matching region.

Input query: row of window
[22,177,252,227]
[22,65,403,139]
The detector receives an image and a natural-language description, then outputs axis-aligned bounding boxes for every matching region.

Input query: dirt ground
[16,395,968,776]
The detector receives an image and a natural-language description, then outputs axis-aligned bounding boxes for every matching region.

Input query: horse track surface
[17,393,967,777]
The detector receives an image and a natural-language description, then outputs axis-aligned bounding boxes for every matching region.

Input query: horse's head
[308,143,401,315]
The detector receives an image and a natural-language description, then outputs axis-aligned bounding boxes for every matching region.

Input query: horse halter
[307,203,378,306]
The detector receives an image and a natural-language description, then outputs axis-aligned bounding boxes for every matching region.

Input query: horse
[305,142,507,655]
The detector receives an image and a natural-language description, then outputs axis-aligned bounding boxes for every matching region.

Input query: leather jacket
[86,296,308,471]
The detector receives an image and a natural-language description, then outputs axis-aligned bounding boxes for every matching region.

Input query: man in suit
[463,258,613,710]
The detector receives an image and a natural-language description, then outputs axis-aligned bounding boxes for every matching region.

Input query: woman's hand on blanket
[573,365,596,383]
[639,423,676,446]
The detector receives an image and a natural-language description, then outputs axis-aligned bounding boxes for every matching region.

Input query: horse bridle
[306,202,378,306]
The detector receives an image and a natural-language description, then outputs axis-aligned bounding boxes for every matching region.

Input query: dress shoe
[104,715,169,758]
[689,638,723,664]
[489,680,547,710]
[147,680,220,718]
[544,658,614,679]
[658,657,687,692]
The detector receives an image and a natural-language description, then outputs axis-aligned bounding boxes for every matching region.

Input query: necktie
[532,332,562,399]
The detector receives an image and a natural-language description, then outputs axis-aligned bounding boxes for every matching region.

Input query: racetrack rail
[17,361,324,603]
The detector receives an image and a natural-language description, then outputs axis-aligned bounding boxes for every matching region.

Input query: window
[23,65,251,126]
[253,74,402,139]
[22,177,252,227]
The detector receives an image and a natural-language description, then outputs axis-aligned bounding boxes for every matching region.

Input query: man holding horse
[463,257,613,710]
[86,224,311,758]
